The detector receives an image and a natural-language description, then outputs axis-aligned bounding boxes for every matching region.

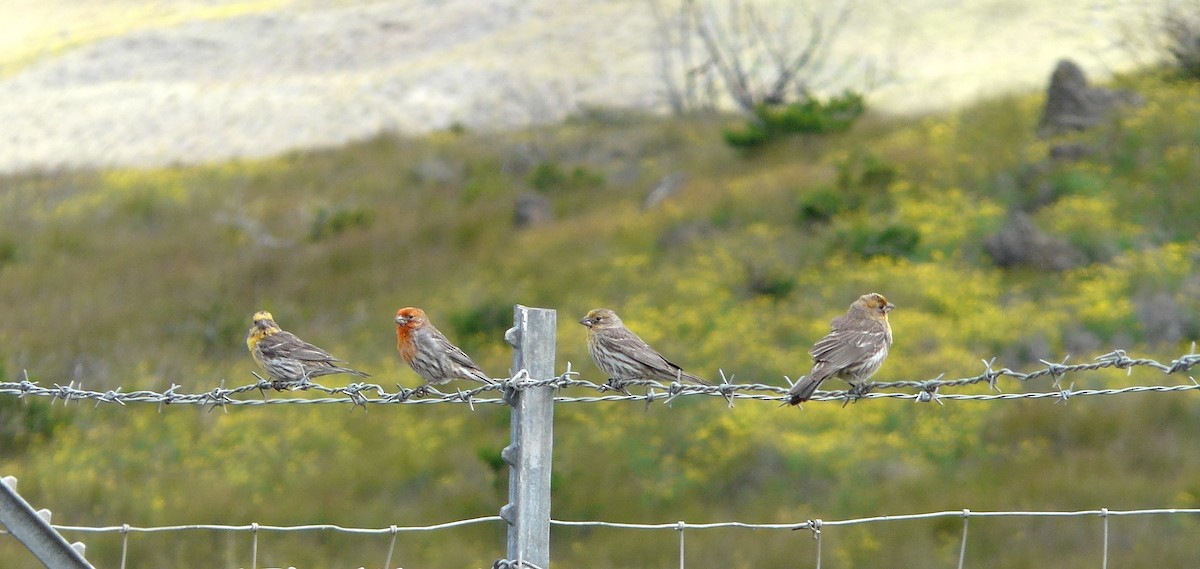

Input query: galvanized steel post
[500,305,555,568]
[0,476,93,569]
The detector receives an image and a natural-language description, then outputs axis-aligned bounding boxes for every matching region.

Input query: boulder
[984,211,1087,271]
[513,192,551,229]
[1037,59,1143,138]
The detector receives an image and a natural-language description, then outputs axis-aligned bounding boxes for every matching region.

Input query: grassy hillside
[1,71,1199,567]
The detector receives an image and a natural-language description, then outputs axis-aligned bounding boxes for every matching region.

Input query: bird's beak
[884,302,895,313]
[579,317,593,327]
[395,315,406,325]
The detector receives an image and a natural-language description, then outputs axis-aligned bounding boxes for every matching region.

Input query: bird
[579,308,711,387]
[245,310,369,389]
[786,293,894,405]
[394,307,495,392]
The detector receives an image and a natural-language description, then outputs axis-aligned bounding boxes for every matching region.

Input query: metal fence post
[0,476,93,569]
[500,305,555,568]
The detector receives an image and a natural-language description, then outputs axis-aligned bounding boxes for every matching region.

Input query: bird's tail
[337,366,371,378]
[786,375,819,406]
[469,369,497,385]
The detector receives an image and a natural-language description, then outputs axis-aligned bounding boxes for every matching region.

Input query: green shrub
[722,122,772,150]
[0,238,15,268]
[843,223,921,258]
[759,90,866,135]
[723,91,867,150]
[837,151,898,192]
[449,299,513,348]
[530,161,568,191]
[462,159,512,203]
[744,265,796,300]
[308,206,374,241]
[529,161,605,192]
[0,365,69,456]
[796,188,850,225]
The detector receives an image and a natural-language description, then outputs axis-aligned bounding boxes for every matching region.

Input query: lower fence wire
[11,509,1195,567]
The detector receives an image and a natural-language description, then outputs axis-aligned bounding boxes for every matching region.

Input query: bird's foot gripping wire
[842,382,874,407]
[411,384,433,398]
[602,378,632,396]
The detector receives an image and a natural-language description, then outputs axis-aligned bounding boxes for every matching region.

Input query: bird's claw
[842,382,874,407]
[604,378,632,396]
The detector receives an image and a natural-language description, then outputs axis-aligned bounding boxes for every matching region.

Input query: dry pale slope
[0,0,1155,173]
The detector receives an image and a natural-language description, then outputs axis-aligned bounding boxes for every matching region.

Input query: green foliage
[528,161,605,193]
[1,71,1199,568]
[759,90,866,135]
[837,150,898,192]
[723,90,866,149]
[722,121,771,149]
[0,365,69,456]
[308,205,374,241]
[841,222,922,259]
[461,158,512,203]
[448,298,514,350]
[0,236,15,268]
[795,187,847,224]
[795,152,898,226]
[742,263,796,300]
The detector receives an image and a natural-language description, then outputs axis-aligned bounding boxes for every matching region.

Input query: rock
[411,156,463,186]
[642,172,687,210]
[1136,292,1186,346]
[513,192,551,229]
[656,220,714,251]
[1037,59,1144,137]
[983,211,1087,271]
[1049,142,1094,161]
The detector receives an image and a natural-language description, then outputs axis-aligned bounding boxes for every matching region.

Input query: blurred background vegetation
[3,12,1200,566]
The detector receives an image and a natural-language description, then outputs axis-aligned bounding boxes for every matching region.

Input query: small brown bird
[246,310,369,388]
[395,307,495,389]
[579,308,711,386]
[787,293,894,405]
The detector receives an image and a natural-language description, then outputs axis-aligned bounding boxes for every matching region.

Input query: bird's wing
[262,331,340,363]
[605,328,692,375]
[809,322,890,377]
[428,328,493,382]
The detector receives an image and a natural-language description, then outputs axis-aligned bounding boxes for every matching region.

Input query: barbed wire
[22,508,1199,569]
[1,349,1197,409]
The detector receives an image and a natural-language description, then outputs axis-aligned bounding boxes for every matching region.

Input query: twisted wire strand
[0,350,1196,408]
